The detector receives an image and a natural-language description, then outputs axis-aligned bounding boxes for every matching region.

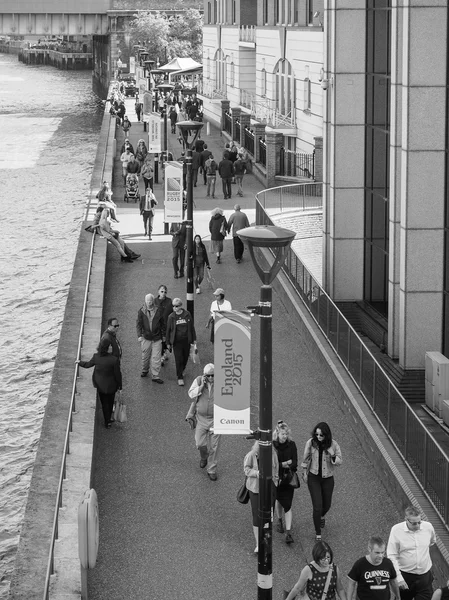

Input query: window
[263,0,269,25]
[207,2,211,24]
[303,78,311,111]
[274,59,294,119]
[214,49,227,93]
[364,0,391,317]
[293,0,299,24]
[230,62,235,87]
[307,0,314,25]
[261,69,267,97]
[232,0,236,24]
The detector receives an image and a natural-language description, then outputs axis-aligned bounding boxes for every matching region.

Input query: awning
[158,57,202,72]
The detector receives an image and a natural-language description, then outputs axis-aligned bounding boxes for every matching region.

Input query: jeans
[140,339,162,376]
[233,236,244,260]
[142,211,154,236]
[221,177,232,198]
[307,473,335,534]
[173,338,190,378]
[194,264,205,288]
[235,175,244,195]
[172,246,186,275]
[143,177,153,191]
[195,423,221,475]
[192,169,199,186]
[206,176,216,197]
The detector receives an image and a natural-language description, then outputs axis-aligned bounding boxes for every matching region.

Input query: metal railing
[256,182,323,213]
[244,126,255,155]
[259,137,267,167]
[238,89,295,127]
[239,25,256,43]
[223,110,232,136]
[197,79,227,99]
[280,148,315,179]
[255,185,449,528]
[42,113,113,600]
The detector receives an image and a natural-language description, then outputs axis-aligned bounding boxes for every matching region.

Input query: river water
[0,54,103,597]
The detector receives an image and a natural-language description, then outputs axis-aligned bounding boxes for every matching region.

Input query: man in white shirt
[387,506,436,600]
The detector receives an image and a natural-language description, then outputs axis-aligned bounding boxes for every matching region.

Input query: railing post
[423,435,428,488]
[445,461,449,523]
[359,343,363,388]
[347,325,351,368]
[387,383,391,433]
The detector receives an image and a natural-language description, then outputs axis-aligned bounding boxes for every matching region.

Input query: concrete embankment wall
[8,99,116,599]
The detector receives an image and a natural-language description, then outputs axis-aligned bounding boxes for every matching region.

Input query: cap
[213,288,225,296]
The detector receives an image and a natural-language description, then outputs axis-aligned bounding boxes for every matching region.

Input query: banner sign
[147,111,161,153]
[164,163,183,222]
[129,56,135,75]
[214,310,251,435]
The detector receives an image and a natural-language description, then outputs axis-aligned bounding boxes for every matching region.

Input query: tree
[128,9,203,65]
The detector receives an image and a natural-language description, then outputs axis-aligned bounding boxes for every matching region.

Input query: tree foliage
[129,9,203,65]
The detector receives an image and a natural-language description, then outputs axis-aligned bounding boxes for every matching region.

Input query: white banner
[164,163,183,223]
[214,311,251,435]
[129,56,135,75]
[147,112,161,153]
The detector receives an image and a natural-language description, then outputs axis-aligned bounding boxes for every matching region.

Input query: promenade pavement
[87,102,401,599]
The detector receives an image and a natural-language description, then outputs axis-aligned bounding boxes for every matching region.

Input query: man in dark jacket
[136,294,166,382]
[166,298,196,386]
[218,151,234,199]
[170,221,187,278]
[200,143,213,184]
[192,149,202,187]
[100,317,122,360]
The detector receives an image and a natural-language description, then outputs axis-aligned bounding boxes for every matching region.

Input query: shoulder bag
[237,479,250,504]
[219,218,227,237]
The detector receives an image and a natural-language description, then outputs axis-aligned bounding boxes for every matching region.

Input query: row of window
[206,53,313,112]
[206,0,318,27]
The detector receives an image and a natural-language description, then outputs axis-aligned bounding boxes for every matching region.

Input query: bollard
[78,489,99,600]
[206,121,210,137]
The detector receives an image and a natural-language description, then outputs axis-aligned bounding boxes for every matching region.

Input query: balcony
[239,25,256,45]
[239,90,295,128]
[197,79,227,100]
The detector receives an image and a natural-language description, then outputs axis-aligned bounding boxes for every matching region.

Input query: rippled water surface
[0,54,103,597]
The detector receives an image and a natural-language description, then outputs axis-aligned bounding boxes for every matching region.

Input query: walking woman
[301,422,342,541]
[273,420,298,545]
[284,541,347,600]
[135,138,148,168]
[244,441,279,553]
[192,234,210,294]
[77,339,122,429]
[141,154,154,191]
[209,207,227,264]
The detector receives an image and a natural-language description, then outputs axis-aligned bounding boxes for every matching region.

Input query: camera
[321,79,330,90]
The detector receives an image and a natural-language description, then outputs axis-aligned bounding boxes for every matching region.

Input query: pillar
[253,123,266,162]
[221,99,230,132]
[265,131,284,187]
[239,112,251,148]
[313,136,323,183]
[231,106,241,143]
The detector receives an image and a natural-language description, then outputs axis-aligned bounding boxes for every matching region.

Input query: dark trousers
[307,473,334,534]
[192,168,199,186]
[173,338,190,378]
[98,390,115,426]
[400,571,433,600]
[142,211,154,236]
[172,246,186,275]
[222,177,232,198]
[143,177,153,191]
[233,236,244,260]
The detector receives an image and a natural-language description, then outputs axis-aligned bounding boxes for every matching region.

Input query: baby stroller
[124,173,139,203]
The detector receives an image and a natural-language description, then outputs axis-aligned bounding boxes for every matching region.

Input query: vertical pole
[258,284,272,600]
[186,148,194,322]
[164,108,168,154]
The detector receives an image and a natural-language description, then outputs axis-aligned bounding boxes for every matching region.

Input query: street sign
[164,163,183,222]
[147,111,161,153]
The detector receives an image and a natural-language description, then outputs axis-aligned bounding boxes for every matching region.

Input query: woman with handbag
[208,207,228,264]
[284,541,347,600]
[301,422,342,541]
[273,420,298,545]
[243,441,279,554]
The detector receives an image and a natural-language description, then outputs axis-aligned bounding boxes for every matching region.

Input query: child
[122,116,131,138]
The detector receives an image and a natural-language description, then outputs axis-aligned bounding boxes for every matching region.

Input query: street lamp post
[176,120,204,321]
[236,225,296,600]
[157,83,175,160]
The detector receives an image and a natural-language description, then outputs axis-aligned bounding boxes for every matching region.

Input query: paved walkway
[86,104,415,599]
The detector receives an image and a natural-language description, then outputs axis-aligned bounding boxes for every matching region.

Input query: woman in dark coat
[208,207,228,264]
[273,420,298,545]
[77,339,122,428]
[192,234,210,294]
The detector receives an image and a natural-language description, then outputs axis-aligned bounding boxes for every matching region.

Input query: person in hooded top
[208,207,228,264]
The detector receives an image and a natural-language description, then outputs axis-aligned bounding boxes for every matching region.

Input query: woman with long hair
[301,422,342,540]
[273,420,298,545]
[208,207,227,264]
[243,441,279,553]
[135,138,148,168]
[285,541,347,600]
[192,234,210,294]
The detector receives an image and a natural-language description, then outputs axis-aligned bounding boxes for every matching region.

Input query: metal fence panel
[406,408,425,481]
[426,441,447,516]
[389,387,407,455]
[374,364,389,428]
[337,313,349,367]
[348,330,362,388]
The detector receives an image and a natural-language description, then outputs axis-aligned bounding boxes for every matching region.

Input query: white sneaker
[178,378,185,386]
[196,287,201,294]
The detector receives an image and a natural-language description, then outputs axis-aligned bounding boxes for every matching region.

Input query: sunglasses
[112,324,120,328]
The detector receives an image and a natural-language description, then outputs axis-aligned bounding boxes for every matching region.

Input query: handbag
[189,342,200,364]
[237,479,250,504]
[219,219,227,237]
[113,392,127,423]
[289,471,300,489]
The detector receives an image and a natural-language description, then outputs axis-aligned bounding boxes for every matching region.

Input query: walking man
[170,221,187,278]
[139,187,158,240]
[218,152,234,199]
[200,143,212,184]
[387,506,436,600]
[233,154,247,196]
[205,153,218,199]
[348,536,400,600]
[185,363,221,481]
[227,204,250,263]
[136,294,165,383]
[101,317,122,360]
[166,298,196,386]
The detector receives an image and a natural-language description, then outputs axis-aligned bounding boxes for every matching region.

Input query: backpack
[206,159,217,175]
